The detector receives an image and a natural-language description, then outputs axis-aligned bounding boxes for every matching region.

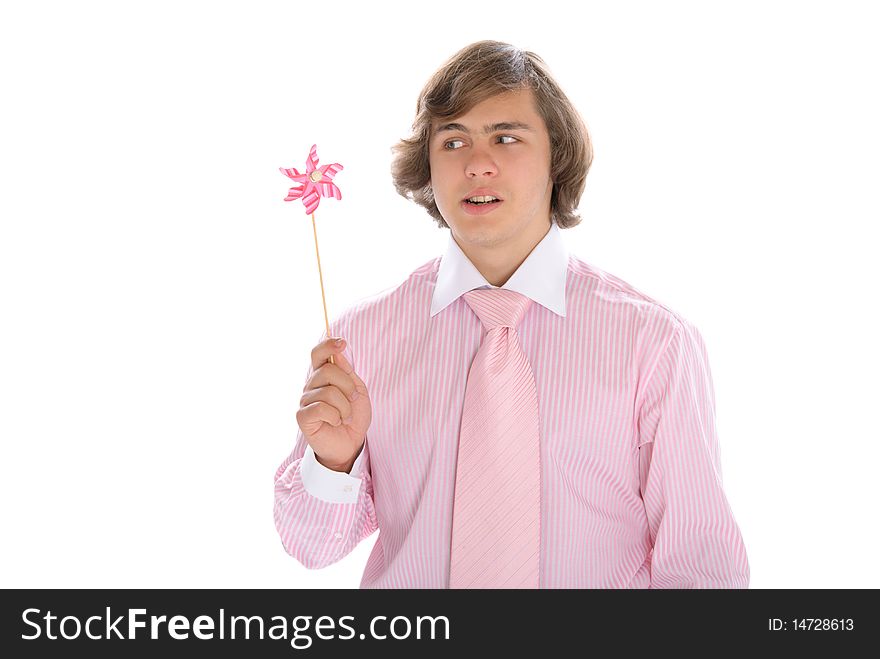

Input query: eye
[442,135,518,150]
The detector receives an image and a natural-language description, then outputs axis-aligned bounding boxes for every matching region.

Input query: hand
[295,337,371,472]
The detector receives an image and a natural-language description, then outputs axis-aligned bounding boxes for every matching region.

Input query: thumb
[349,369,368,396]
[333,350,368,396]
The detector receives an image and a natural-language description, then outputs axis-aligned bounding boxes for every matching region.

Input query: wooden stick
[311,212,334,366]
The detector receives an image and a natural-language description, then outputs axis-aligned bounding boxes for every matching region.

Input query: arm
[273,431,377,569]
[637,319,750,588]
[273,322,378,569]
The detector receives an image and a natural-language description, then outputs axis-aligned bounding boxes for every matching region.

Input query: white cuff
[300,443,365,504]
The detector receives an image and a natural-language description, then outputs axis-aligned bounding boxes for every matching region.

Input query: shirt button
[334,532,342,540]
[342,485,352,492]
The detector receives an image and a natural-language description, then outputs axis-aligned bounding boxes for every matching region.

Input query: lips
[460,198,504,216]
[462,188,504,203]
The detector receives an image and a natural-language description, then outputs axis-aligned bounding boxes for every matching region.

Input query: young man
[274,40,750,588]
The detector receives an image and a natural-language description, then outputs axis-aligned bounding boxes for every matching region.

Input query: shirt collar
[430,222,569,318]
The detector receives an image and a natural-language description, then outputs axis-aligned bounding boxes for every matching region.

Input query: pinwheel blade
[302,189,321,214]
[305,144,320,173]
[283,184,305,202]
[319,162,343,181]
[318,181,342,200]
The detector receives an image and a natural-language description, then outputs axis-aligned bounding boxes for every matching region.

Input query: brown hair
[391,40,593,230]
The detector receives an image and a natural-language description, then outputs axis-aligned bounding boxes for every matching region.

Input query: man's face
[428,88,553,256]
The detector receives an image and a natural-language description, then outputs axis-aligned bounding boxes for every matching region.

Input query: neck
[456,221,552,287]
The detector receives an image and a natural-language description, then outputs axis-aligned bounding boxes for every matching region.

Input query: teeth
[466,195,499,203]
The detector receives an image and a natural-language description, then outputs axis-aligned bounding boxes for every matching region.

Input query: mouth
[460,197,504,216]
[462,194,503,205]
[463,199,502,206]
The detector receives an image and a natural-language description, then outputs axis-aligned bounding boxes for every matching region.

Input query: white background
[1,0,877,589]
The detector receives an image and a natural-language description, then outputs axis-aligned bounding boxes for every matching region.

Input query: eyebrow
[434,121,534,135]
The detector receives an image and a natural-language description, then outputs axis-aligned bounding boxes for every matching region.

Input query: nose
[464,146,498,178]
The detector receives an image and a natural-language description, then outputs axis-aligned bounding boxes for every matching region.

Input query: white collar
[430,222,569,318]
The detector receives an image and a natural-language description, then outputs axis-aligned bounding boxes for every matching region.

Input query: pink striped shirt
[274,222,750,588]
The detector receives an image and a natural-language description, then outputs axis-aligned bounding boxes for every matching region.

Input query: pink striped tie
[449,288,541,589]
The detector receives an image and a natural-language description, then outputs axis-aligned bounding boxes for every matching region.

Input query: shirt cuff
[300,443,365,504]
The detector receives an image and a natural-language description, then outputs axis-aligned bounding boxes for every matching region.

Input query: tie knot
[462,288,533,330]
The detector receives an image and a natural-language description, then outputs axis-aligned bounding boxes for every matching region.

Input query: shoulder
[565,255,714,409]
[569,254,690,324]
[569,255,706,371]
[331,256,441,332]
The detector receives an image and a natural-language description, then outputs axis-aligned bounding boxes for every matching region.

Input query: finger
[299,386,353,422]
[306,363,358,401]
[326,351,364,398]
[332,349,354,375]
[348,367,368,397]
[297,400,344,429]
[310,337,348,371]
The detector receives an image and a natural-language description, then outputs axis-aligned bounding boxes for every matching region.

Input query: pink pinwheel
[279,144,343,214]
[278,143,345,366]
